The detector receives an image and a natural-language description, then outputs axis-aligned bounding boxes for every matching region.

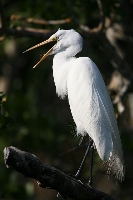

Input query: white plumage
[24,29,124,181]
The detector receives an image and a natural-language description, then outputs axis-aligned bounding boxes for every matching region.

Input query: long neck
[52,52,76,98]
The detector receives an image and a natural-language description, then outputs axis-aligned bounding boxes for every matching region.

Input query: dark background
[0,0,133,199]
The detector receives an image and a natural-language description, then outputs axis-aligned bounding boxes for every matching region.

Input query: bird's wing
[67,57,124,180]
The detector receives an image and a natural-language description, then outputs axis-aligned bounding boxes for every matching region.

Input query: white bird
[24,29,124,182]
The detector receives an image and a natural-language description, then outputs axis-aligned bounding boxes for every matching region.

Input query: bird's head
[23,29,83,68]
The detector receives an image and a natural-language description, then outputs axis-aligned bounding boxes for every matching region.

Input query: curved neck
[52,52,76,98]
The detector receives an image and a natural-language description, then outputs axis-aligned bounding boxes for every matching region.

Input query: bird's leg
[75,138,93,179]
[88,143,94,186]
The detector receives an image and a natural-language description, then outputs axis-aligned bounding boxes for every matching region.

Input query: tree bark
[4,146,119,200]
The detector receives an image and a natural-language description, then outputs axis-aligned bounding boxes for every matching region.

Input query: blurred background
[0,0,133,199]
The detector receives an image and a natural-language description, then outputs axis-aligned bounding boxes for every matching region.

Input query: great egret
[24,29,124,182]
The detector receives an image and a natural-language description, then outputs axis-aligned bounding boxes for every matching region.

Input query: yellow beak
[23,36,57,68]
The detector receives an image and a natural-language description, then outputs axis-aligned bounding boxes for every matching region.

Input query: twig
[16,26,51,34]
[4,146,119,200]
[96,0,105,31]
[4,27,55,39]
[10,14,71,25]
[67,0,105,34]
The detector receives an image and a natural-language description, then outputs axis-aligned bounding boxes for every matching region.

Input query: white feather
[67,57,124,180]
[50,29,124,181]
[27,28,124,181]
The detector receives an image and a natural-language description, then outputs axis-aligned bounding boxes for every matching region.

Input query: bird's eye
[52,36,58,41]
[56,36,59,41]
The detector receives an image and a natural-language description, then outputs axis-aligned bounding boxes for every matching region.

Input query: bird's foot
[68,173,79,180]
[87,178,92,187]
[57,192,67,200]
[74,169,81,180]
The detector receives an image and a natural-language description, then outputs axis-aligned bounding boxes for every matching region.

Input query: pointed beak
[23,36,57,68]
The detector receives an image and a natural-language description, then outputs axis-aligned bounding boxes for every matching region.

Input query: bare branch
[4,146,119,200]
[10,14,71,25]
[67,0,105,34]
[16,26,51,34]
[3,27,55,39]
[0,13,71,40]
[96,0,105,31]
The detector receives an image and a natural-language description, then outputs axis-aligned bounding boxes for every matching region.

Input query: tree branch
[0,1,71,40]
[10,14,71,25]
[96,0,105,31]
[4,146,119,200]
[2,27,55,39]
[67,0,105,34]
